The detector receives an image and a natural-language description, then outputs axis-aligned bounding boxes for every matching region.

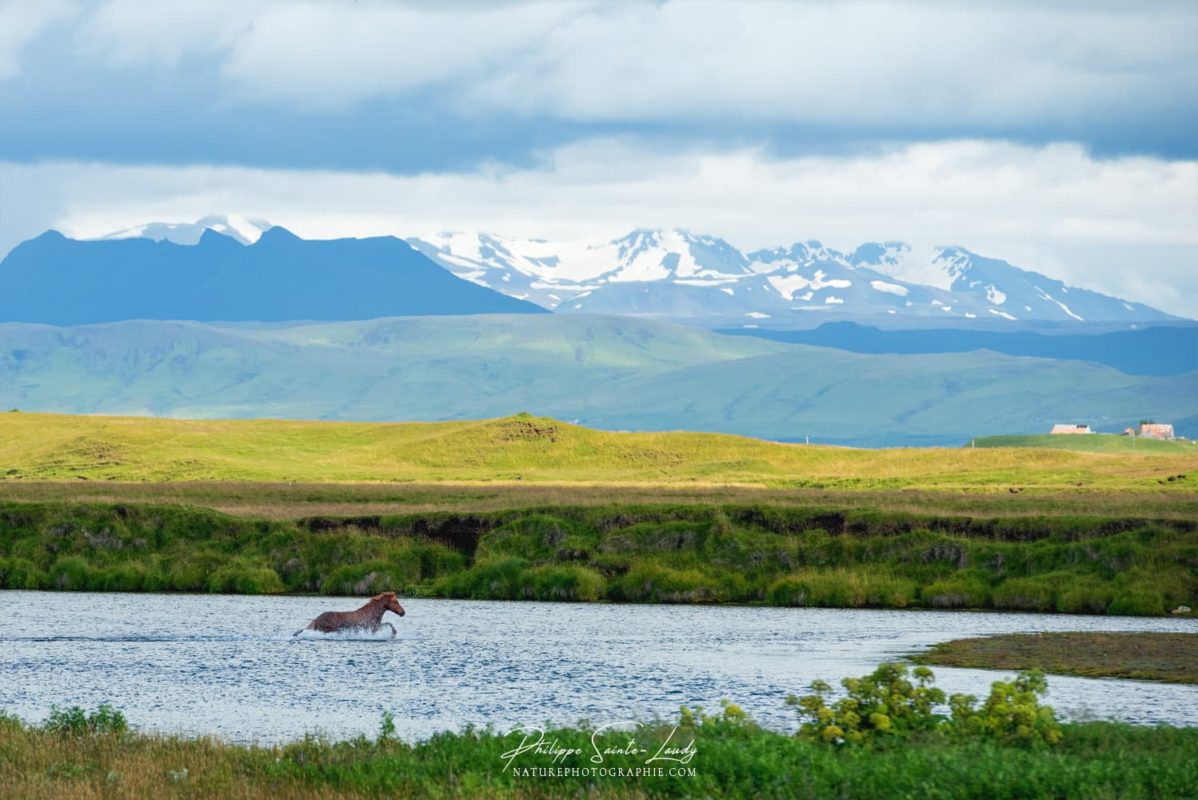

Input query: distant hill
[0,227,545,325]
[717,321,1198,377]
[973,434,1195,454]
[1,314,1193,447]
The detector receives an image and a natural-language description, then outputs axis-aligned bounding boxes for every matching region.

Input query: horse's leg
[385,622,397,638]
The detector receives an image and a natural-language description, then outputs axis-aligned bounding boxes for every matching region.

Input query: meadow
[1,411,1195,490]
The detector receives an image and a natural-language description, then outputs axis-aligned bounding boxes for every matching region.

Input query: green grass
[2,500,1194,615]
[917,633,1198,683]
[1,705,1195,799]
[4,480,1198,521]
[974,434,1196,455]
[2,411,1196,490]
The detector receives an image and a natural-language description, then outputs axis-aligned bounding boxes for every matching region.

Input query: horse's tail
[293,628,304,637]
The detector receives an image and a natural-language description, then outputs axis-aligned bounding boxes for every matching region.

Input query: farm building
[1138,423,1176,441]
[1050,423,1093,435]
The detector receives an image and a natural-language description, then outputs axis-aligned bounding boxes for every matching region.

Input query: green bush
[921,577,990,609]
[948,670,1063,746]
[614,562,719,602]
[43,704,127,736]
[787,664,1062,748]
[206,563,284,594]
[993,578,1056,612]
[435,557,532,600]
[529,564,606,601]
[49,555,94,590]
[1055,581,1113,614]
[1108,588,1166,616]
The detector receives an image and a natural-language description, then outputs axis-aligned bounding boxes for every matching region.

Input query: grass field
[973,434,1196,455]
[2,703,1195,799]
[2,411,1196,490]
[917,633,1198,683]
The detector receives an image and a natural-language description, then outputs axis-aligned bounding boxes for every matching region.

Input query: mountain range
[408,229,1177,325]
[0,225,543,325]
[1,315,1192,446]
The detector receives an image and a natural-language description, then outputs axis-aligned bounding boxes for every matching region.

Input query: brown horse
[294,592,406,637]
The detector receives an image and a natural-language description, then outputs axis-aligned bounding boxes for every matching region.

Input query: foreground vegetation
[2,411,1195,490]
[2,500,1194,615]
[918,632,1198,684]
[3,667,1195,799]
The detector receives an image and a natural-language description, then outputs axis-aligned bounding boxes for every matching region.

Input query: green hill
[0,314,1193,446]
[1,411,1195,490]
[973,434,1195,454]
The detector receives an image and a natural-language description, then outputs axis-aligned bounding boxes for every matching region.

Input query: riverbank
[1,705,1194,799]
[917,632,1198,683]
[1,500,1194,615]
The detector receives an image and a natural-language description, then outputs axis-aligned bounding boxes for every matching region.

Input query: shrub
[921,577,990,609]
[948,670,1063,747]
[435,557,532,600]
[767,575,813,606]
[992,578,1056,612]
[43,704,127,736]
[787,664,1063,748]
[1055,582,1113,614]
[787,663,946,746]
[530,565,606,601]
[319,561,408,596]
[1108,588,1166,616]
[50,556,94,590]
[206,563,284,594]
[614,562,719,603]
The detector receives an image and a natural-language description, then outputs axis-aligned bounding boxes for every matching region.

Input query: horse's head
[373,591,406,617]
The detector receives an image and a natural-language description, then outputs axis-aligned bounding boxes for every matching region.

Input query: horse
[294,591,406,637]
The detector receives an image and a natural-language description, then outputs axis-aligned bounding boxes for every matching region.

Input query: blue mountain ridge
[717,321,1198,377]
[0,227,545,324]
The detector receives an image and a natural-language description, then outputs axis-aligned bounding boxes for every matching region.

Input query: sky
[0,0,1196,315]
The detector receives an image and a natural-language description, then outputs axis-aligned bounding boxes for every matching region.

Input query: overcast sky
[1,0,1195,314]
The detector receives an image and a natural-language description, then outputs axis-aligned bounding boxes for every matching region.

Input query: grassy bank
[1,704,1195,799]
[2,501,1194,615]
[918,633,1198,683]
[4,480,1198,521]
[2,411,1196,490]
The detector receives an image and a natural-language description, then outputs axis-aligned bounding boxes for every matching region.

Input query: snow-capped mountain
[92,218,1175,324]
[411,229,1176,324]
[101,214,273,246]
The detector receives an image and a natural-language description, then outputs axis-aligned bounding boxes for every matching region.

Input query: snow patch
[989,308,1017,321]
[870,279,909,297]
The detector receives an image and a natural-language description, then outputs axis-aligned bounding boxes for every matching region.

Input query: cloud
[2,139,1195,315]
[61,0,1198,132]
[0,0,73,79]
[219,1,585,110]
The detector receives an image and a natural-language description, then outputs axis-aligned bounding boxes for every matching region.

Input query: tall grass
[1,500,1194,615]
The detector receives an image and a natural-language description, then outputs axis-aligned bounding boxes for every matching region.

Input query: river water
[1,591,1194,743]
